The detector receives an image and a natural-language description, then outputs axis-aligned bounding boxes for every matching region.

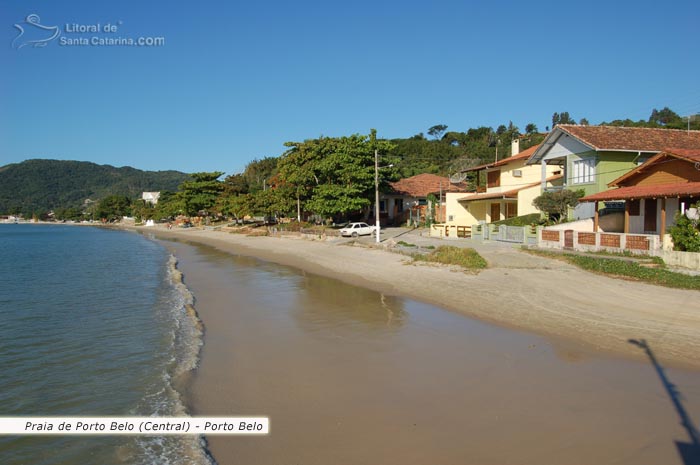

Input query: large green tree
[95,195,132,222]
[277,130,396,219]
[177,172,224,216]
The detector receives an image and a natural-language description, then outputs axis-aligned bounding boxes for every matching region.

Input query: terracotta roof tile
[389,173,468,198]
[462,144,540,173]
[580,182,700,202]
[663,148,700,162]
[557,125,700,152]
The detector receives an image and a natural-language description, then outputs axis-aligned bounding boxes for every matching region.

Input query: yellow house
[446,143,562,226]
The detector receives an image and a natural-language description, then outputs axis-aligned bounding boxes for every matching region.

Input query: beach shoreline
[129,224,700,370]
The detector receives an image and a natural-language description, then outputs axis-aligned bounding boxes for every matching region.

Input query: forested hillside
[0,159,189,217]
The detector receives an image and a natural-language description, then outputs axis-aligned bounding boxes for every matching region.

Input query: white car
[339,222,376,237]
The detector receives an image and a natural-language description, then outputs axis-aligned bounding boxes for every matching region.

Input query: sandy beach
[124,225,700,465]
[134,226,700,370]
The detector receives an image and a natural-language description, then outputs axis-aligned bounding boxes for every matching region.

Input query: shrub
[669,203,700,252]
[413,246,487,271]
[532,189,584,223]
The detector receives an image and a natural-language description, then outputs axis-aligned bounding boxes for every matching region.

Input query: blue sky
[2,0,699,175]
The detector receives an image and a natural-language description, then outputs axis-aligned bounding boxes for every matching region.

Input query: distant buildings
[141,192,161,205]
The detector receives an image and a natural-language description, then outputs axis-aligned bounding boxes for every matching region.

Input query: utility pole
[375,149,380,244]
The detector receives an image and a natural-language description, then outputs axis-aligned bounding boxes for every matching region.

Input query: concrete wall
[661,250,700,270]
[538,227,661,254]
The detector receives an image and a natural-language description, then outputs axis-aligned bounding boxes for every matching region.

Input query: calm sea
[0,224,210,465]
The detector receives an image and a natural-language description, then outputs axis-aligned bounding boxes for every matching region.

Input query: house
[578,148,700,239]
[384,173,469,225]
[445,143,562,226]
[141,192,161,205]
[526,125,700,219]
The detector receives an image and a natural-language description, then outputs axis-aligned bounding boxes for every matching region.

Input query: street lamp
[374,149,393,244]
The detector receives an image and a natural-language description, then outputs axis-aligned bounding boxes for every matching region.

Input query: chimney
[511,138,520,156]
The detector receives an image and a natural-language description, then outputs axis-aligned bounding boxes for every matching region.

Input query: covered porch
[580,184,700,240]
[457,191,519,224]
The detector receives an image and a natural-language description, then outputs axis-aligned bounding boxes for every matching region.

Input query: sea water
[0,224,210,465]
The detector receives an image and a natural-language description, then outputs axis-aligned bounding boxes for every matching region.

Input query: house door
[506,202,517,219]
[490,203,500,222]
[644,199,657,233]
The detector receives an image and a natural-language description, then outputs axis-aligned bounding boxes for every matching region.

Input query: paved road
[335,226,566,270]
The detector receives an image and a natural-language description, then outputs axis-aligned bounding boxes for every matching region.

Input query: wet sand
[152,233,700,465]
[136,227,700,370]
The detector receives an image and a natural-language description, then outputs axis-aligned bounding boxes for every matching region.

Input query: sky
[2,0,699,175]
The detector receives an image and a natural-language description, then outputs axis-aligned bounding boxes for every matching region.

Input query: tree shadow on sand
[629,339,700,465]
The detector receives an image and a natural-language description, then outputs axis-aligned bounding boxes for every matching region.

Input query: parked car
[339,222,376,237]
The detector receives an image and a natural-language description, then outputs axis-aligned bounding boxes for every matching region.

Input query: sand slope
[132,226,700,369]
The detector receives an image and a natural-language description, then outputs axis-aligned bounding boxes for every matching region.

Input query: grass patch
[397,240,416,247]
[413,246,487,271]
[526,249,700,290]
[586,249,665,264]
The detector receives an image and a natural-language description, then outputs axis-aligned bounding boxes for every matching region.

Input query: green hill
[0,159,190,216]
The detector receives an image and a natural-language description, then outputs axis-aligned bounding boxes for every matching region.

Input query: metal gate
[496,225,525,243]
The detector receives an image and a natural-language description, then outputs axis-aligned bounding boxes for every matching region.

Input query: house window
[396,199,403,212]
[628,199,640,216]
[487,171,500,188]
[636,155,651,166]
[379,200,387,213]
[572,158,595,184]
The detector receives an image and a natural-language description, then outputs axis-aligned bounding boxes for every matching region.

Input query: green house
[526,125,700,219]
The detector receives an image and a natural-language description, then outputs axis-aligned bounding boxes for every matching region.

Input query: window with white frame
[572,158,595,184]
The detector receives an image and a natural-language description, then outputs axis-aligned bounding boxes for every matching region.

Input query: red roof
[528,126,700,164]
[661,148,700,163]
[462,144,540,173]
[580,182,700,202]
[389,173,468,198]
[557,125,700,152]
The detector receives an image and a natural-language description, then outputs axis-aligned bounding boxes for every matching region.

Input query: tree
[427,124,448,140]
[552,112,575,127]
[504,121,520,144]
[579,118,590,126]
[242,157,278,192]
[532,189,585,222]
[668,202,700,252]
[525,123,538,134]
[223,173,249,195]
[216,193,253,223]
[177,172,224,216]
[131,200,155,222]
[95,195,132,222]
[153,191,186,220]
[278,130,396,220]
[54,206,83,221]
[648,107,682,126]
